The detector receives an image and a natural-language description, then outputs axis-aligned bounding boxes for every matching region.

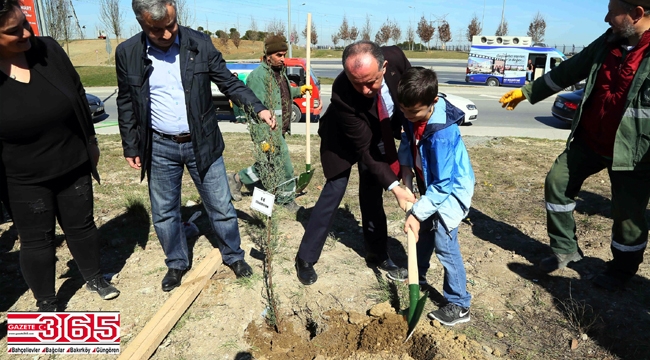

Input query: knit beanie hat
[621,0,650,8]
[264,35,289,55]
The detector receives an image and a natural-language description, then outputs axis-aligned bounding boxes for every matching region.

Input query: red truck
[211,58,322,122]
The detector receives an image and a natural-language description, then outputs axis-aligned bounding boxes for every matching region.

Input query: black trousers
[297,162,389,263]
[8,164,100,302]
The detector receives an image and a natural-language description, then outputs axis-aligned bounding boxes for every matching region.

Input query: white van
[465,36,584,90]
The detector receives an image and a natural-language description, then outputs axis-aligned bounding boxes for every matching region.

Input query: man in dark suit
[294,41,416,285]
[116,0,276,291]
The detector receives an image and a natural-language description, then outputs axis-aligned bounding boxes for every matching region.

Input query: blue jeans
[148,133,244,269]
[417,216,471,308]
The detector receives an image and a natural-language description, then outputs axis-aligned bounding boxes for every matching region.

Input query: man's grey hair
[342,40,385,71]
[132,0,177,21]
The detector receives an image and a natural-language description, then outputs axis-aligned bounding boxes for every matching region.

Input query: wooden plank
[117,249,223,360]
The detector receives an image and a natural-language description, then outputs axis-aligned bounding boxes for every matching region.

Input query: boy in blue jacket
[397,67,475,326]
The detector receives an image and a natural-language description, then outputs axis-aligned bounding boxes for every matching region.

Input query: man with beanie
[499,0,650,291]
[228,35,312,210]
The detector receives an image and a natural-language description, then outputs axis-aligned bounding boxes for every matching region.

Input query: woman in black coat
[0,0,119,311]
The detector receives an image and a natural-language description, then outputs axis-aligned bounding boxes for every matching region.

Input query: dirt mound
[245,306,487,360]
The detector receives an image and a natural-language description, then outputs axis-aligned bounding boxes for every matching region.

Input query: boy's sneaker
[427,303,470,326]
[539,251,582,273]
[86,276,120,300]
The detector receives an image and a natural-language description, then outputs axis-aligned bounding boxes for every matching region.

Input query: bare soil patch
[1,134,649,360]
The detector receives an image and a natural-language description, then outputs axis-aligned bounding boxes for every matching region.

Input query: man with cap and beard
[228,35,312,211]
[499,0,650,290]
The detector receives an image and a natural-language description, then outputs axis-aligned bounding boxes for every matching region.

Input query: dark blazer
[318,46,411,188]
[0,36,99,215]
[115,26,265,180]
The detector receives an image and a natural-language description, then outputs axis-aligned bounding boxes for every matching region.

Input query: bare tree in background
[266,18,286,38]
[338,14,350,45]
[437,20,451,50]
[291,25,299,47]
[331,33,340,48]
[416,16,434,50]
[176,0,194,27]
[248,17,259,43]
[466,14,482,42]
[374,18,392,46]
[43,0,67,41]
[99,0,123,42]
[361,13,372,41]
[349,25,359,42]
[527,12,546,43]
[231,29,241,48]
[390,20,401,45]
[129,23,140,37]
[495,19,508,36]
[406,23,415,50]
[302,21,318,47]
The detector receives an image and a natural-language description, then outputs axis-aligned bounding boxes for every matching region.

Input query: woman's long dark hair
[0,0,20,24]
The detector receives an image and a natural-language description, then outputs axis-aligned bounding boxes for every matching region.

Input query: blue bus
[465,36,583,90]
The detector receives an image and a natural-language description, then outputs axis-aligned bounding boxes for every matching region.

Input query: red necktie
[377,94,400,178]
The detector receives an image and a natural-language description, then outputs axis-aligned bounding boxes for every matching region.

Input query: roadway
[90,58,573,140]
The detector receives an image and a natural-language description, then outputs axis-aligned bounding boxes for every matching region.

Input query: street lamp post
[287,1,305,58]
[288,0,292,57]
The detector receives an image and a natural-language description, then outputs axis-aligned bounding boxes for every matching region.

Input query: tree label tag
[251,187,275,217]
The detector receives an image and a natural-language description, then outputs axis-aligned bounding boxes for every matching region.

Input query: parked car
[439,92,478,124]
[85,93,105,121]
[551,88,584,123]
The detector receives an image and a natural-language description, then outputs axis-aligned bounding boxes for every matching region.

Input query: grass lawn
[76,66,118,87]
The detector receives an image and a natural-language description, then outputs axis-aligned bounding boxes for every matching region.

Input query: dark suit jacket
[318,46,411,188]
[0,36,99,215]
[116,26,265,180]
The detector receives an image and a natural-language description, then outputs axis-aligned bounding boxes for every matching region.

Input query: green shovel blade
[403,286,427,342]
[296,167,314,193]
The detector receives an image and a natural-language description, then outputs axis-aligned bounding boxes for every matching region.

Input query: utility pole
[35,0,47,36]
[287,0,292,57]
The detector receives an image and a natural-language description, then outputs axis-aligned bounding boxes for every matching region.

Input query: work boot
[282,200,302,212]
[227,173,243,201]
[539,251,582,273]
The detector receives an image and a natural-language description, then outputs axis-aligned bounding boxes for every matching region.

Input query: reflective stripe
[543,73,563,92]
[624,107,650,119]
[245,167,259,182]
[612,240,647,252]
[546,202,576,212]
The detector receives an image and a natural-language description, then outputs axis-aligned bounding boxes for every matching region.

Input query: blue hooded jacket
[398,98,475,231]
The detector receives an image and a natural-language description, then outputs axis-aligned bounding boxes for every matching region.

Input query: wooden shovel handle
[305,13,312,166]
[405,202,418,286]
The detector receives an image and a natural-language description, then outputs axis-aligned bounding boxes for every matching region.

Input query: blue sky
[69,0,610,47]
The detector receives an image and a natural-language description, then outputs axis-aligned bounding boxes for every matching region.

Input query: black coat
[0,36,99,215]
[318,46,411,188]
[115,26,266,180]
